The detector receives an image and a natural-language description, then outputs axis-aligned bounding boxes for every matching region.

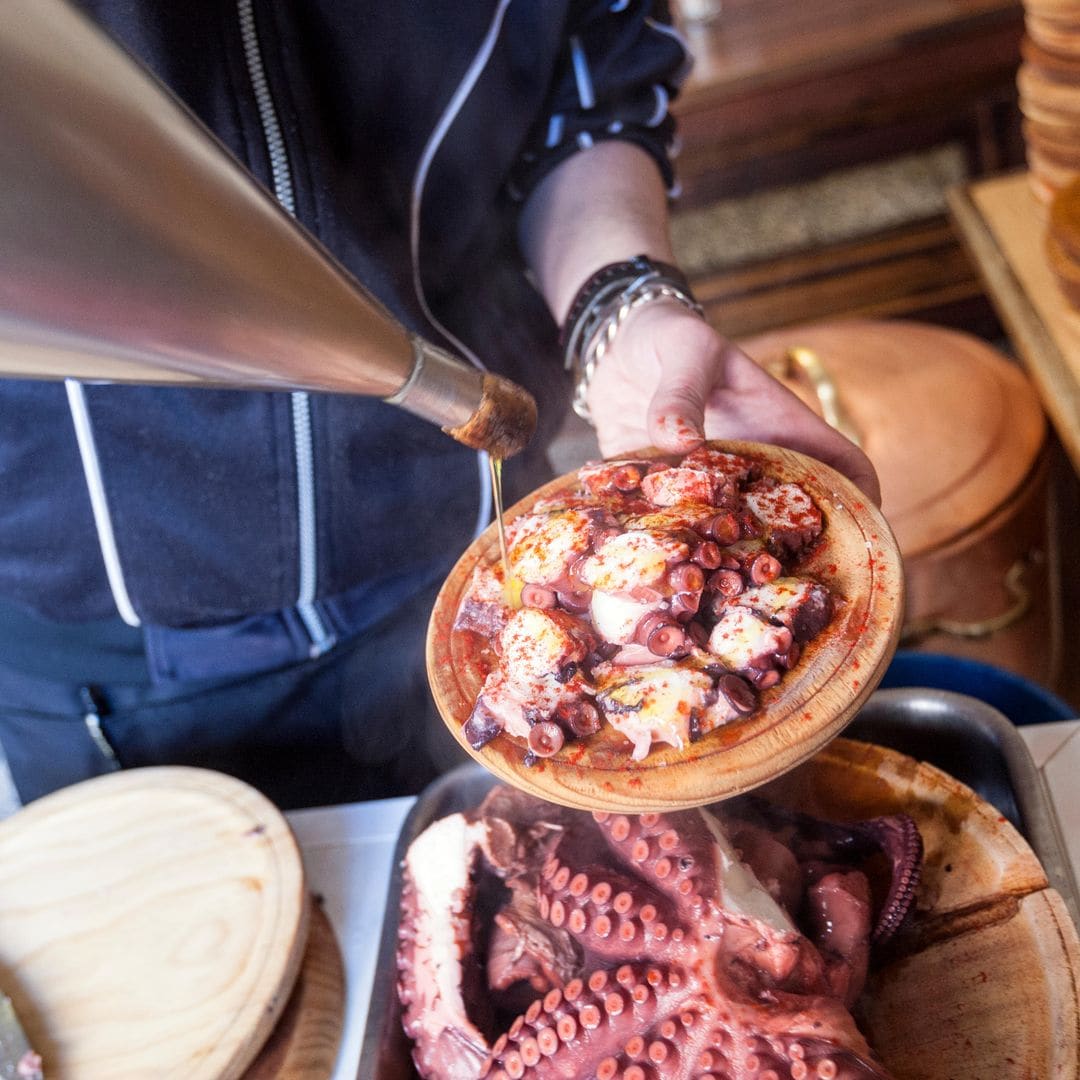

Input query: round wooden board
[427,440,903,812]
[0,767,309,1080]
[242,903,345,1080]
[760,737,1080,1080]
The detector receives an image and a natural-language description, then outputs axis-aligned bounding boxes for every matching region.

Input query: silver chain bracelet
[566,275,704,423]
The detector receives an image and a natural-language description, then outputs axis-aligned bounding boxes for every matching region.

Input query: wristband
[560,255,702,423]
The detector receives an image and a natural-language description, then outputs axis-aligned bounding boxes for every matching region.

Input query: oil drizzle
[489,455,521,607]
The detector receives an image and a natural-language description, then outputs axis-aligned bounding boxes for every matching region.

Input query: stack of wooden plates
[0,767,345,1080]
[1019,0,1080,201]
[1047,175,1080,306]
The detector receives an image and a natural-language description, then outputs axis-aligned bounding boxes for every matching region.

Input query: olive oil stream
[490,456,522,607]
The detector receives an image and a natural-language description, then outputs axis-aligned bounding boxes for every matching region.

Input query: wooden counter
[674,0,1025,205]
[669,0,1026,337]
[948,172,1080,473]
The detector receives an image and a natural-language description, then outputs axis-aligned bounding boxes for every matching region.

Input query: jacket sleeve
[509,1,692,202]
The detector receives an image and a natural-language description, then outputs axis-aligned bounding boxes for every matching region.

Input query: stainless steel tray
[358,688,1080,1079]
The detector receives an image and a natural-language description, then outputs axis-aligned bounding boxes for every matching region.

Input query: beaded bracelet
[560,255,703,423]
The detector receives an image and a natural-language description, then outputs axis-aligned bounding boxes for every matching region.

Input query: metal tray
[358,688,1080,1079]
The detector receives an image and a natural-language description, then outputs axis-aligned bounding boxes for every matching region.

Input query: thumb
[645,346,716,453]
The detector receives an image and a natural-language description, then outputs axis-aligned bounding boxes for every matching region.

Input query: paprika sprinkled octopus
[454,449,836,764]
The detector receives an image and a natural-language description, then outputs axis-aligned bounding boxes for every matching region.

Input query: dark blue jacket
[0,0,688,677]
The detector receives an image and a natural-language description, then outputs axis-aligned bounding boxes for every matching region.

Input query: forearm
[516,140,880,501]
[518,141,677,324]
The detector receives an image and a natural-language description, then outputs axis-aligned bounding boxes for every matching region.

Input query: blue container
[880,650,1075,727]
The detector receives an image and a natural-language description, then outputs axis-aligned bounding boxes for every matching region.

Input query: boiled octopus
[454,449,835,762]
[397,787,923,1080]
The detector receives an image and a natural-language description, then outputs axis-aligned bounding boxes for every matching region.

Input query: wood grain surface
[678,0,1021,100]
[0,767,309,1080]
[243,903,344,1080]
[672,0,1023,213]
[757,736,1080,1080]
[949,171,1080,473]
[427,441,903,813]
[692,219,990,340]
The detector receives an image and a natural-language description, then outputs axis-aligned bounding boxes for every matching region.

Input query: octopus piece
[397,812,496,1080]
[583,527,708,643]
[397,787,923,1080]
[733,578,834,647]
[624,507,752,551]
[499,608,595,686]
[623,508,715,536]
[704,541,782,604]
[506,508,618,594]
[742,481,824,559]
[590,662,745,760]
[464,608,596,750]
[706,606,797,689]
[641,465,740,509]
[456,562,514,639]
[589,591,664,648]
[681,446,758,481]
[578,459,657,499]
[804,870,873,1008]
[578,530,692,599]
[589,580,706,656]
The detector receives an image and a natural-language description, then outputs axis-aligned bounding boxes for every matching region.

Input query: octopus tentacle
[860,815,923,945]
[589,1000,709,1080]
[399,789,920,1080]
[592,809,723,918]
[700,968,891,1080]
[483,964,696,1080]
[729,798,923,944]
[398,886,491,1078]
[536,856,689,964]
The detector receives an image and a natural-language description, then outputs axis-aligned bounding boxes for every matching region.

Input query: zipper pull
[80,685,120,769]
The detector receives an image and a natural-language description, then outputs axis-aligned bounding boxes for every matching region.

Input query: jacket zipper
[237,0,335,655]
[80,686,120,769]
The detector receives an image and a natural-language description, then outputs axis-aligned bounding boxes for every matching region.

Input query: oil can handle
[900,557,1034,643]
[784,347,863,447]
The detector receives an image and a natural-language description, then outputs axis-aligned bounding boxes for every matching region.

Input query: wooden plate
[243,903,345,1080]
[0,767,309,1080]
[757,737,1080,1079]
[427,440,903,812]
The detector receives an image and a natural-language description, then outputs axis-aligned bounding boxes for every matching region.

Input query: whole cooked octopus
[455,449,836,762]
[397,786,922,1080]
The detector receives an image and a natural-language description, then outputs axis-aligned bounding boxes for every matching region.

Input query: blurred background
[554,0,1080,726]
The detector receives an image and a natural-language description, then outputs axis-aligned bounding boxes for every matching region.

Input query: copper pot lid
[739,320,1047,558]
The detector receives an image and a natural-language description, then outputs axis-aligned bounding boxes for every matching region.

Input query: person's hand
[585,300,882,505]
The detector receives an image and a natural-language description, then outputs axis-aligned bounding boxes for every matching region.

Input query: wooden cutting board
[0,767,309,1079]
[243,903,345,1080]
